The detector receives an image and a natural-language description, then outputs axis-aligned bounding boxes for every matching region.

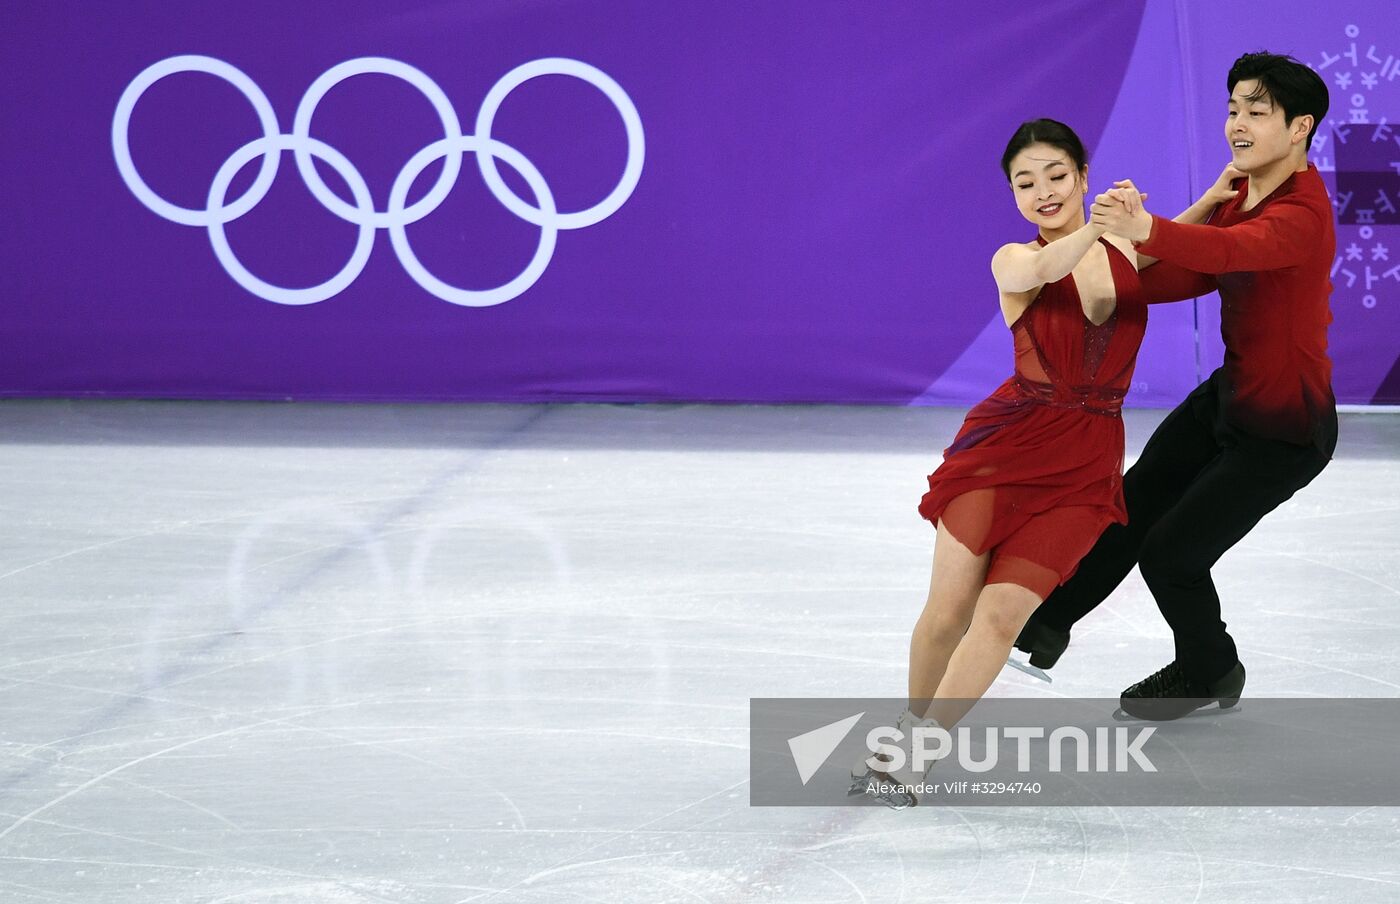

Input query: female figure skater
[854,119,1148,808]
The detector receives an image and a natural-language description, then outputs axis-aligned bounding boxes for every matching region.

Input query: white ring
[115,54,643,306]
[475,57,644,230]
[207,135,377,305]
[292,57,464,228]
[113,55,281,227]
[388,136,558,307]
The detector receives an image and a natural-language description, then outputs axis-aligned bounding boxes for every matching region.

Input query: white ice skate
[848,708,944,809]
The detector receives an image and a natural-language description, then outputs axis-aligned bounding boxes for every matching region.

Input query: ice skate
[1013,618,1070,670]
[1116,660,1245,721]
[848,708,943,808]
[869,757,937,809]
[847,713,902,797]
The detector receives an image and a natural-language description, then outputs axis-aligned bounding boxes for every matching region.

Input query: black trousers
[1033,368,1336,684]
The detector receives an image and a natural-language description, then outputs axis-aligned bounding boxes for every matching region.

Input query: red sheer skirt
[917,379,1129,599]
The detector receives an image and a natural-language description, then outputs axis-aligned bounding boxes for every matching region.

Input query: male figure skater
[1014,51,1337,720]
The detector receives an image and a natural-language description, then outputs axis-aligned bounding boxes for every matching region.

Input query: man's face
[1224,79,1309,173]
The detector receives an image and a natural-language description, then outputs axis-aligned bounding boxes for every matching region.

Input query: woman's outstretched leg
[907,521,989,707]
[925,581,1043,728]
[852,521,988,804]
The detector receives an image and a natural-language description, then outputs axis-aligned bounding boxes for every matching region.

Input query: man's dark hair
[1000,119,1087,181]
[1227,52,1330,149]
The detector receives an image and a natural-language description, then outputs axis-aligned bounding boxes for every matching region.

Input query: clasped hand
[1090,180,1153,243]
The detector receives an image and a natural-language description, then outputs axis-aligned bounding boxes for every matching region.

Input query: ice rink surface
[2,399,1397,903]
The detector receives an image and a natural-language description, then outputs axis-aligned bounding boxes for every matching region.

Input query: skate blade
[848,765,887,797]
[849,769,916,808]
[1004,653,1052,684]
[1112,701,1241,722]
[875,787,918,810]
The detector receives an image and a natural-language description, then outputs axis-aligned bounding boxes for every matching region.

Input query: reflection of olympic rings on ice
[112,55,645,306]
[223,502,395,626]
[404,503,671,704]
[136,494,671,708]
[405,502,572,702]
[220,502,397,702]
[138,500,395,707]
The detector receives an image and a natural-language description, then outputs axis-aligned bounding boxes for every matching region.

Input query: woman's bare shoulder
[1102,233,1139,268]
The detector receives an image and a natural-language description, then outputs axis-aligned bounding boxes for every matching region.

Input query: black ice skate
[1013,618,1070,670]
[1117,660,1245,721]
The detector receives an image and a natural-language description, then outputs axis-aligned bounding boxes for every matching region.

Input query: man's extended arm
[1138,260,1218,305]
[1135,197,1323,274]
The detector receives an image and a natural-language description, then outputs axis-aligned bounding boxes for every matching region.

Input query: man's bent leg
[1135,434,1331,684]
[1029,379,1223,635]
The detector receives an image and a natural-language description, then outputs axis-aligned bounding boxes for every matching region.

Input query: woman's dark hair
[1000,119,1087,181]
[1227,52,1329,149]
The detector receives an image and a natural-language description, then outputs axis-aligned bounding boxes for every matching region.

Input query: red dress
[917,237,1148,597]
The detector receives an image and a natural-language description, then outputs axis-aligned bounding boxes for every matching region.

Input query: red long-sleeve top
[1137,163,1336,447]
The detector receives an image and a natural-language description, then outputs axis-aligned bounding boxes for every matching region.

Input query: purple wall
[1178,2,1400,405]
[2,1,1396,404]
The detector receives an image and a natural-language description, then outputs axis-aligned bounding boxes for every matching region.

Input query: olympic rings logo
[112,55,644,307]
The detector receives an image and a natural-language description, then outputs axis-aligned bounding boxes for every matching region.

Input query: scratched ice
[1,400,1398,903]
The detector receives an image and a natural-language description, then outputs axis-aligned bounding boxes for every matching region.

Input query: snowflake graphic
[1315,23,1400,314]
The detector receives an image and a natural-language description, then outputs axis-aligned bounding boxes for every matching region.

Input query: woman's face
[1007,142,1087,230]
